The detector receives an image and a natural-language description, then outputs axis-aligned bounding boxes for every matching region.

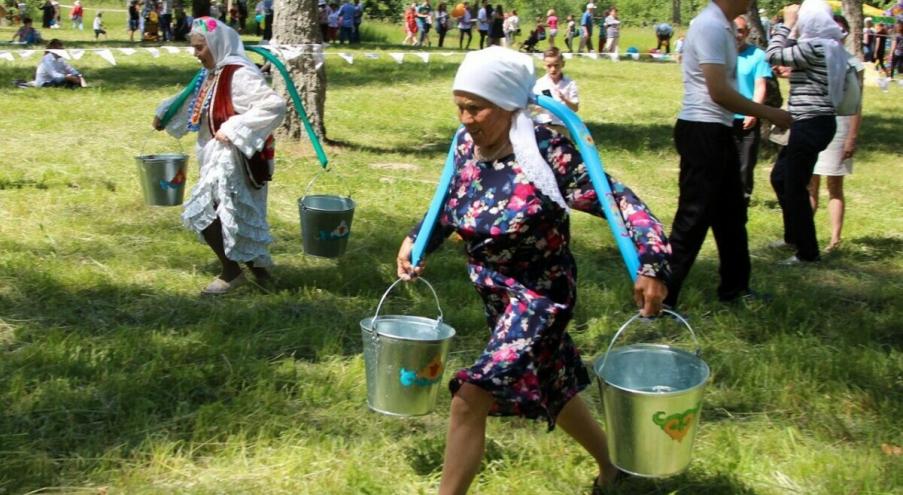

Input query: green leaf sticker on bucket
[652,405,700,442]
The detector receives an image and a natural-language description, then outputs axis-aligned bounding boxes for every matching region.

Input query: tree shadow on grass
[0,212,480,492]
[610,471,758,494]
[584,121,676,153]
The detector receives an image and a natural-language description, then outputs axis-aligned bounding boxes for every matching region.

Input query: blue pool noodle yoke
[411,96,641,282]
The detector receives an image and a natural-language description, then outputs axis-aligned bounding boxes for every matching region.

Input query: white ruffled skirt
[181,140,273,267]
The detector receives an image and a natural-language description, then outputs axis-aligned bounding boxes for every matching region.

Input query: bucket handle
[371,277,444,330]
[300,168,353,201]
[139,128,185,158]
[597,309,700,376]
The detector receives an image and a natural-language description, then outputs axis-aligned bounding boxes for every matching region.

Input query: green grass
[1,23,902,494]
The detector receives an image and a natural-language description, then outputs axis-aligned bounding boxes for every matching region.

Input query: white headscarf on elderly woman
[796,0,847,109]
[452,46,570,211]
[190,16,260,74]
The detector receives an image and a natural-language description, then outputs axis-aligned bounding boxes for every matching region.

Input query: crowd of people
[318,0,365,44]
[398,1,659,54]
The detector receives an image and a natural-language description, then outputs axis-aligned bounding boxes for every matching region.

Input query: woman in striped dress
[765,0,846,263]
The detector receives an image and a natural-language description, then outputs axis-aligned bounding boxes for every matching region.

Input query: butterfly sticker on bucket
[399,355,444,388]
[652,404,700,442]
[159,169,186,190]
[318,220,350,241]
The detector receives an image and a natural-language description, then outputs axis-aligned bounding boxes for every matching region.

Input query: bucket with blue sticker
[298,173,355,258]
[135,153,189,206]
[360,278,455,416]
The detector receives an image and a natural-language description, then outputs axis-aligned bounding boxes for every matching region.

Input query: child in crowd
[564,14,576,52]
[532,46,579,135]
[11,17,43,44]
[93,12,107,40]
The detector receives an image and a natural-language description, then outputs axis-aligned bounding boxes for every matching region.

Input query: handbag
[835,63,862,116]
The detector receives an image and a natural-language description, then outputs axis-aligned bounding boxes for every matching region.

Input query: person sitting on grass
[153,17,287,295]
[11,17,43,44]
[396,46,671,495]
[35,39,85,88]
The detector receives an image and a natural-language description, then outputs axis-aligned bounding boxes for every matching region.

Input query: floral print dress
[411,126,671,430]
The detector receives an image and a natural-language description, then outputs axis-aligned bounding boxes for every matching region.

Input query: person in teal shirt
[733,14,773,205]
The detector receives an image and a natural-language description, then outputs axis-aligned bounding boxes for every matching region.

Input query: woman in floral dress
[396,46,671,494]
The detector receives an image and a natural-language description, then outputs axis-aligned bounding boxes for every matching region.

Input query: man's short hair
[47,38,63,49]
[543,46,562,61]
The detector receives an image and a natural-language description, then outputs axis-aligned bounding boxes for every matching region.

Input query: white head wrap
[190,16,260,74]
[796,0,847,109]
[452,46,568,210]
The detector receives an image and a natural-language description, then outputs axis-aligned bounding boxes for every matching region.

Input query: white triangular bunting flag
[390,52,404,64]
[282,47,303,61]
[365,52,379,59]
[417,52,429,63]
[630,52,639,60]
[608,52,619,62]
[70,49,85,60]
[19,50,36,59]
[96,49,116,65]
[562,52,573,60]
[164,46,181,54]
[0,51,13,61]
[338,52,353,64]
[145,47,160,58]
[184,47,194,55]
[48,49,70,59]
[587,52,598,60]
[118,48,136,56]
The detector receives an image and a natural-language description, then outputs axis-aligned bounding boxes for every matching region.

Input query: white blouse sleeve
[218,67,287,158]
[154,92,191,139]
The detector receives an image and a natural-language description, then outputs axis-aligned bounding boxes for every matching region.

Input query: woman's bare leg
[439,383,494,495]
[808,174,821,213]
[556,394,618,484]
[825,175,845,249]
[202,219,242,281]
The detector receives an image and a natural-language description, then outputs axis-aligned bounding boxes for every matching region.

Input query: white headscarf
[190,16,260,74]
[452,46,568,210]
[796,0,847,109]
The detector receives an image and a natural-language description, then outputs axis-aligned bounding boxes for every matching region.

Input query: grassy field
[1,17,902,495]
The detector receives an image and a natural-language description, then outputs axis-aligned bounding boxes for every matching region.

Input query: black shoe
[720,289,772,305]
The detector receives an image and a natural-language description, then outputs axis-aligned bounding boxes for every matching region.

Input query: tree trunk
[672,0,681,25]
[272,0,327,140]
[842,0,863,57]
[746,0,767,48]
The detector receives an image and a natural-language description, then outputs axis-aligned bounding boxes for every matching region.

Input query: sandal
[591,469,629,495]
[201,273,246,295]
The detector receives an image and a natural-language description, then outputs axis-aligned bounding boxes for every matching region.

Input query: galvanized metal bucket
[360,278,455,416]
[135,153,189,206]
[593,309,709,478]
[298,174,355,258]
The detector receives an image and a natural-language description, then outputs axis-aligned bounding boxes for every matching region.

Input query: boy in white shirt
[532,47,578,134]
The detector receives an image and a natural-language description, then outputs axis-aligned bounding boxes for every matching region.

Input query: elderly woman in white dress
[153,17,286,294]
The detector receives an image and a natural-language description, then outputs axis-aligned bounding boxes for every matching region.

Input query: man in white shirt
[663,0,791,309]
[35,39,84,88]
[532,47,578,132]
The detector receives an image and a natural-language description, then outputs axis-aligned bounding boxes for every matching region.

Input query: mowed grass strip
[0,25,901,494]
